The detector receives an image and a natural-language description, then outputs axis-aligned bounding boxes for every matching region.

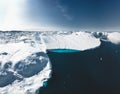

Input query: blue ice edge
[47,49,81,53]
[43,81,48,87]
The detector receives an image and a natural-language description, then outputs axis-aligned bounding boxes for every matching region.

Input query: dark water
[40,41,120,94]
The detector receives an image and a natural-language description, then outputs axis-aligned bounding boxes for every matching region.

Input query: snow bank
[42,32,101,51]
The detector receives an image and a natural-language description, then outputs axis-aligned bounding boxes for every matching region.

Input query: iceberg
[42,32,101,51]
[0,34,51,94]
[107,32,120,44]
[0,31,119,94]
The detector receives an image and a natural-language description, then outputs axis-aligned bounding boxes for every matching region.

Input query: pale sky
[0,0,120,31]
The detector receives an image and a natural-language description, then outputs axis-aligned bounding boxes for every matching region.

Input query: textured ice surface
[0,33,51,94]
[42,32,101,50]
[107,32,120,44]
[0,31,119,94]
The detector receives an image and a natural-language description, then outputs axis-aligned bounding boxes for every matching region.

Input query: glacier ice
[0,33,51,94]
[41,32,101,51]
[0,31,119,94]
[107,32,120,44]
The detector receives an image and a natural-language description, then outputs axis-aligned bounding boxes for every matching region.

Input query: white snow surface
[42,32,101,50]
[0,31,120,94]
[107,32,120,44]
[0,37,51,94]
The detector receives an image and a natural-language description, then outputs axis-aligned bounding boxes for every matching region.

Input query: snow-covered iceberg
[107,32,120,44]
[0,31,120,94]
[0,33,51,94]
[42,31,101,51]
